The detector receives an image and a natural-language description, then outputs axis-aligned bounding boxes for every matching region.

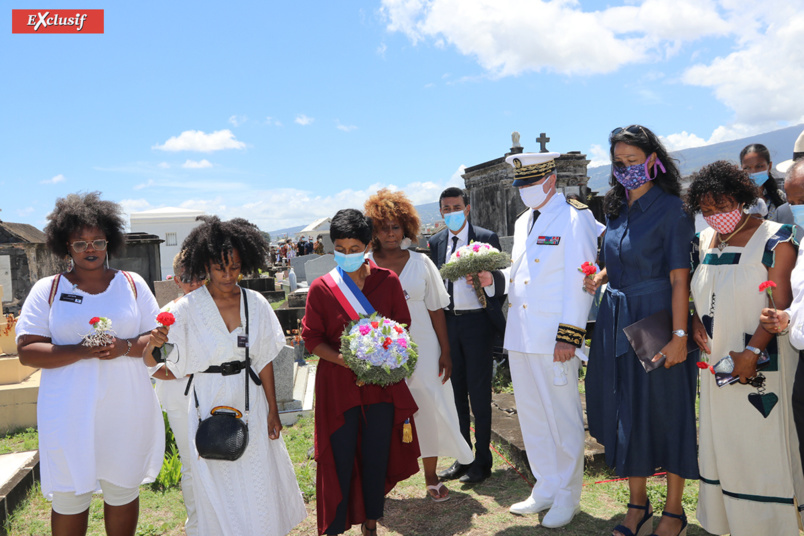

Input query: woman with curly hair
[584,126,699,536]
[302,209,420,536]
[687,161,804,535]
[739,143,794,224]
[145,216,306,536]
[364,189,472,503]
[16,192,164,536]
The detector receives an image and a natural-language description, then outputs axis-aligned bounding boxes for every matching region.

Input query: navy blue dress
[586,186,699,479]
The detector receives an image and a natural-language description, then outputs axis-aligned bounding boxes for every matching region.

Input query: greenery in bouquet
[83,316,115,347]
[439,241,511,307]
[340,313,418,387]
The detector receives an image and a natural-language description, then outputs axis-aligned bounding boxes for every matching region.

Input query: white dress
[15,271,165,498]
[371,251,473,462]
[164,286,306,536]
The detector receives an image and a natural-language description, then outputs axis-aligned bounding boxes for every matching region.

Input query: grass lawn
[4,418,716,535]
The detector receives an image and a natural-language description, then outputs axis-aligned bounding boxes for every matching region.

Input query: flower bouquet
[340,313,418,387]
[439,241,511,307]
[83,316,115,347]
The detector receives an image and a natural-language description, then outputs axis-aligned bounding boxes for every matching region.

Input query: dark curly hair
[603,125,682,219]
[684,160,760,215]
[44,192,126,258]
[364,189,421,251]
[739,143,785,209]
[330,209,373,246]
[180,216,269,281]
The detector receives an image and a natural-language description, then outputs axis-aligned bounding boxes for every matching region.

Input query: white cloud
[380,0,729,76]
[377,42,387,58]
[336,120,358,132]
[119,198,153,217]
[660,131,708,152]
[228,115,247,127]
[265,117,283,127]
[295,114,314,126]
[157,162,170,169]
[133,179,156,190]
[587,145,610,168]
[152,129,246,152]
[41,174,66,184]
[682,10,804,128]
[182,159,213,169]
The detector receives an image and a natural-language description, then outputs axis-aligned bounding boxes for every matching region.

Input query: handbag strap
[194,287,252,424]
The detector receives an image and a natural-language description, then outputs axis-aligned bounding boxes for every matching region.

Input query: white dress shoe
[509,496,552,515]
[541,505,581,528]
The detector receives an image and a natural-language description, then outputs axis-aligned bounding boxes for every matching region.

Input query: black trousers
[793,352,804,470]
[446,312,494,469]
[325,402,394,535]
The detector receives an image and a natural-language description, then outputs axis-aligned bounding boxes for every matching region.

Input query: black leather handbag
[194,288,253,461]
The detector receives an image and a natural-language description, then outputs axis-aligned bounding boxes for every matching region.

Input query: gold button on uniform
[524,280,529,285]
[508,303,513,308]
[523,304,527,309]
[510,278,513,283]
[534,259,540,263]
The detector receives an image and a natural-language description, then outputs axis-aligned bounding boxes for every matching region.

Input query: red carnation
[579,261,597,277]
[382,337,392,350]
[156,311,175,327]
[89,317,100,325]
[696,361,709,370]
[371,321,379,329]
[759,280,778,310]
[393,325,404,334]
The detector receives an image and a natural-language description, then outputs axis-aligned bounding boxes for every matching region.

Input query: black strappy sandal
[649,509,687,536]
[612,499,653,536]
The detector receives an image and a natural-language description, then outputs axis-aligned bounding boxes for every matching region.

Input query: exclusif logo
[12,9,104,33]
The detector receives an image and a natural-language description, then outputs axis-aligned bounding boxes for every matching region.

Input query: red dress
[302,261,421,535]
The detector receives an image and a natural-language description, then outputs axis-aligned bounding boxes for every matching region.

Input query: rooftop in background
[0,222,46,244]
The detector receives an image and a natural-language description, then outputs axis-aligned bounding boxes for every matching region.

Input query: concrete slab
[0,450,39,530]
[0,370,40,433]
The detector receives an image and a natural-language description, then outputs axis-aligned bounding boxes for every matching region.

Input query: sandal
[649,510,687,536]
[426,482,451,502]
[612,499,653,536]
[361,522,378,536]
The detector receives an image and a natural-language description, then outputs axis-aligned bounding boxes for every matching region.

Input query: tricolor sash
[322,267,376,321]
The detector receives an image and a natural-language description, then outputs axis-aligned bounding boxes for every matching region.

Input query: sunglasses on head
[69,239,108,253]
[610,124,649,139]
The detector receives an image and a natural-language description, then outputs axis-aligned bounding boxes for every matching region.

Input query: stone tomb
[303,254,336,285]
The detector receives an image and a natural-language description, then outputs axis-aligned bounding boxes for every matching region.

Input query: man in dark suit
[428,187,506,483]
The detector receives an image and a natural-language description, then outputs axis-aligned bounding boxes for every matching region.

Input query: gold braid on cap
[556,323,585,348]
[513,158,556,182]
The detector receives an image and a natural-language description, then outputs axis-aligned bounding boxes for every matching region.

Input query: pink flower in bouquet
[397,338,408,349]
[359,324,371,336]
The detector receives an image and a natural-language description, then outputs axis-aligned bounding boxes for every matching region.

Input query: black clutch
[195,406,249,461]
[623,309,696,372]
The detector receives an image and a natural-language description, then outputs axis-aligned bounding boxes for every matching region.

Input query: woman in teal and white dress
[687,161,804,535]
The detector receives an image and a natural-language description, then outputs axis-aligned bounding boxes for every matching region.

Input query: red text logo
[12,10,104,33]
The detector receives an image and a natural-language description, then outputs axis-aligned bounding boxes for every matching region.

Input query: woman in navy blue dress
[584,125,698,536]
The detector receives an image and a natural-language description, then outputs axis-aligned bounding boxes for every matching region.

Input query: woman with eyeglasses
[15,192,165,536]
[739,143,794,224]
[584,126,699,536]
[686,161,803,535]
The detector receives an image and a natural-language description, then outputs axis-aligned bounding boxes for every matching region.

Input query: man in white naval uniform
[475,152,600,528]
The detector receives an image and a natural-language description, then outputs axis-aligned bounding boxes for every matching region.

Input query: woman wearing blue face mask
[584,125,699,536]
[740,144,794,225]
[302,209,420,536]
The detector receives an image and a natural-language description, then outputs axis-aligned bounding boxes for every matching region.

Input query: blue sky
[2,0,803,232]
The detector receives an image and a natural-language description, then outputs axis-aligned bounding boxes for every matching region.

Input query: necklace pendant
[717,241,727,251]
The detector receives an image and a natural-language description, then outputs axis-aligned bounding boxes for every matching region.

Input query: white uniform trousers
[509,351,585,509]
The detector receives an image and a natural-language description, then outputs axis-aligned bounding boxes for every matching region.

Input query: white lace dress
[164,285,306,536]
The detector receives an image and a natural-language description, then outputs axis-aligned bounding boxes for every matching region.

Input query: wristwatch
[672,329,687,337]
[745,345,761,355]
[122,339,132,356]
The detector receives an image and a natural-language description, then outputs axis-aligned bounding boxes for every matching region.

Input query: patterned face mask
[612,158,666,191]
[703,207,743,235]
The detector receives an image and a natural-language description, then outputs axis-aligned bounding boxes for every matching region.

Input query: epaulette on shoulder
[567,198,588,210]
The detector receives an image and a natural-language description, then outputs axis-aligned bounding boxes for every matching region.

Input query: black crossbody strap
[243,287,250,420]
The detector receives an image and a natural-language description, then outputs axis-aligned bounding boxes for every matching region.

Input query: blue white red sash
[322,267,376,321]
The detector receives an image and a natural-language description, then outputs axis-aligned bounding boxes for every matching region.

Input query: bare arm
[18,333,148,369]
[259,362,282,439]
[427,308,452,383]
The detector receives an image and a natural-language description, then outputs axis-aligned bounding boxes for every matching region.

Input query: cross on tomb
[536,132,550,153]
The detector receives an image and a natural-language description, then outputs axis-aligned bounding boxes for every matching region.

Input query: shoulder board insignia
[567,198,588,210]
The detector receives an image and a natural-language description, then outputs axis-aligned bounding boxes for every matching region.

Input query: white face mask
[518,176,554,208]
